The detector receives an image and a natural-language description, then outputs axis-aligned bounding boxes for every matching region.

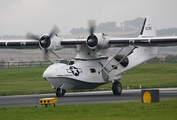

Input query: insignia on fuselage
[66,66,83,76]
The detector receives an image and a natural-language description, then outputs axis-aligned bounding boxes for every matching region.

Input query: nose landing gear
[56,88,66,97]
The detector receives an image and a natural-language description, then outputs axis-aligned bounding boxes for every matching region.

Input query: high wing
[109,37,177,47]
[0,37,86,50]
[0,39,39,49]
[61,16,177,48]
[59,36,177,51]
[60,39,86,45]
[1,36,177,50]
[1,16,177,51]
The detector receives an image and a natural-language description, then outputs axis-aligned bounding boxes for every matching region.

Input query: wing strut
[99,46,137,82]
[98,46,126,73]
[51,51,61,59]
[39,48,55,63]
[99,46,137,73]
[108,46,137,72]
[40,48,62,63]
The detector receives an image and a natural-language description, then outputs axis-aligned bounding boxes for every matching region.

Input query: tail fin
[139,16,156,37]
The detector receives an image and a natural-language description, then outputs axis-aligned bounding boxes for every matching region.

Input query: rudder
[139,16,156,38]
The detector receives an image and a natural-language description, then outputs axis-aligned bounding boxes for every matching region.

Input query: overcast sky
[0,0,177,36]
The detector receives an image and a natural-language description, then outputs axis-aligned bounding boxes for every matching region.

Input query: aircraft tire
[112,81,122,95]
[56,88,66,97]
[61,89,66,96]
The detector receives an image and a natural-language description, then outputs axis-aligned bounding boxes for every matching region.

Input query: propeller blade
[26,32,40,40]
[48,25,60,38]
[87,20,98,48]
[88,20,96,35]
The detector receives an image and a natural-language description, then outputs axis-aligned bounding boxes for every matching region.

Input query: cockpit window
[58,60,69,64]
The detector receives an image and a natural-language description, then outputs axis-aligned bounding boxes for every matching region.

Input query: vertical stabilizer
[139,16,156,37]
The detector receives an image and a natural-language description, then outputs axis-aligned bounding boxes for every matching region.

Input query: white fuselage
[43,59,110,90]
[43,45,158,90]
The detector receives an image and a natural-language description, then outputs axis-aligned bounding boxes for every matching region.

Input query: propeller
[87,20,98,48]
[27,26,59,48]
[26,26,60,61]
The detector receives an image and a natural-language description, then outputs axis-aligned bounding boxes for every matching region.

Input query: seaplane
[1,16,177,97]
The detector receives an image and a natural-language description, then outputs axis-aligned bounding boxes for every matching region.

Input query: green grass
[0,98,177,120]
[0,67,54,95]
[98,63,177,90]
[0,63,177,95]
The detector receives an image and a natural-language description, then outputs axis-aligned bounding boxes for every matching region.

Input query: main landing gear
[112,81,122,95]
[56,88,66,97]
[55,82,122,97]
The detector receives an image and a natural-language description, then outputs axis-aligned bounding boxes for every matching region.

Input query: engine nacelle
[39,34,63,51]
[86,33,110,50]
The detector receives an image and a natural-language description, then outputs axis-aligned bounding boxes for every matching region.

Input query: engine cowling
[39,34,63,51]
[86,33,110,50]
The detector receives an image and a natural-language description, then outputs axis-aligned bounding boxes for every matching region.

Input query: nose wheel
[112,81,122,95]
[56,88,66,97]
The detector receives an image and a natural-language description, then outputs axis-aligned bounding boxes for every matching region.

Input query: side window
[90,68,96,73]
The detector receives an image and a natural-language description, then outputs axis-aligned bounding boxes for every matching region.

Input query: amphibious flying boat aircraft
[1,16,177,97]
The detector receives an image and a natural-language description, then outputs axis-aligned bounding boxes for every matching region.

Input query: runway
[0,88,177,107]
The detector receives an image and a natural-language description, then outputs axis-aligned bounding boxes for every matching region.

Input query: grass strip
[0,98,177,120]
